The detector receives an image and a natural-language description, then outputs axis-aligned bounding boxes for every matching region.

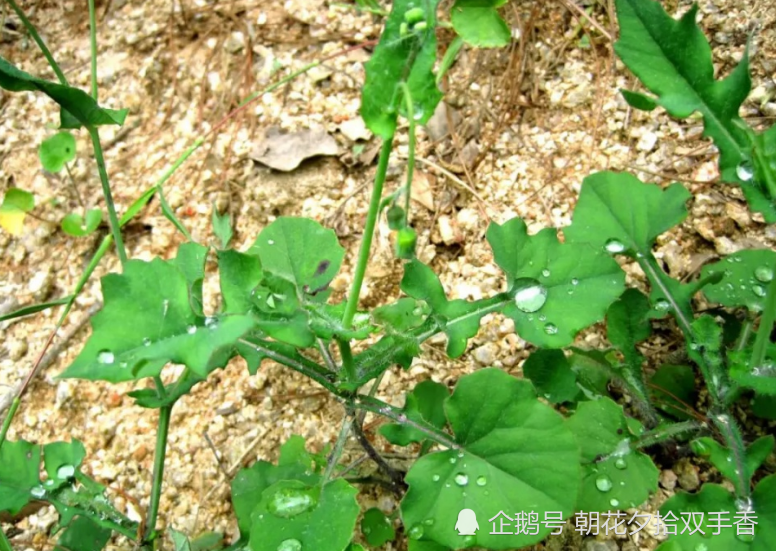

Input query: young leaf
[607,288,652,357]
[59,243,255,382]
[487,217,625,348]
[522,349,579,404]
[211,203,233,249]
[380,380,449,446]
[0,440,40,514]
[701,249,776,313]
[686,315,731,402]
[62,208,103,237]
[450,0,510,48]
[0,295,73,322]
[361,507,396,547]
[400,368,580,550]
[0,56,128,128]
[39,131,77,172]
[248,479,359,551]
[55,515,112,551]
[0,187,35,235]
[566,398,659,512]
[360,0,443,138]
[649,364,697,420]
[693,435,774,484]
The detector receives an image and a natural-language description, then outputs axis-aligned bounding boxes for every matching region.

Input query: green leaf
[43,440,86,487]
[0,56,128,128]
[39,131,77,172]
[522,349,579,404]
[655,475,776,551]
[566,397,659,512]
[248,479,359,551]
[567,348,616,399]
[380,380,449,446]
[218,249,263,315]
[409,542,450,551]
[169,529,192,551]
[0,187,35,235]
[607,288,652,354]
[0,295,73,322]
[0,440,40,514]
[250,217,344,299]
[649,364,697,420]
[190,532,224,551]
[620,89,658,111]
[400,368,579,550]
[686,315,730,401]
[62,209,103,237]
[212,203,233,249]
[701,249,776,313]
[360,0,443,138]
[60,243,255,382]
[752,394,776,420]
[232,437,320,537]
[372,297,430,332]
[451,0,510,48]
[361,507,396,546]
[614,1,750,184]
[692,435,774,484]
[55,516,112,551]
[487,217,626,348]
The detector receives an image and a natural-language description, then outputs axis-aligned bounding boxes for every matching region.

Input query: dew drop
[268,239,275,245]
[614,458,627,470]
[571,278,579,285]
[423,518,435,526]
[609,498,619,507]
[736,160,754,182]
[142,338,152,347]
[544,323,558,335]
[604,238,626,254]
[736,533,755,543]
[513,278,547,313]
[454,473,469,486]
[654,298,671,311]
[408,524,424,540]
[694,543,709,551]
[97,350,115,364]
[595,475,613,492]
[541,269,551,277]
[187,325,197,334]
[57,464,75,479]
[449,457,457,464]
[476,476,487,486]
[205,316,218,328]
[267,487,317,518]
[753,285,766,297]
[30,486,46,499]
[432,474,440,482]
[754,266,774,283]
[463,535,476,546]
[276,539,302,551]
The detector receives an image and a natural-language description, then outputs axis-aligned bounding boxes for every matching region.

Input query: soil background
[1,0,775,550]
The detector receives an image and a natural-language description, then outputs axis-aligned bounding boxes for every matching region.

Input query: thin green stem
[142,404,172,547]
[88,126,127,266]
[0,397,19,451]
[638,255,694,338]
[322,414,353,485]
[400,83,416,221]
[711,411,750,500]
[630,420,703,451]
[0,527,12,551]
[750,259,776,370]
[88,0,98,100]
[4,0,68,84]
[342,137,394,329]
[337,338,356,381]
[735,316,754,352]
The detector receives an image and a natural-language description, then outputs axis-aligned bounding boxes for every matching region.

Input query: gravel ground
[1,0,775,549]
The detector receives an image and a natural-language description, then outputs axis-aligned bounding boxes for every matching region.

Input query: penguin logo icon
[454,508,479,535]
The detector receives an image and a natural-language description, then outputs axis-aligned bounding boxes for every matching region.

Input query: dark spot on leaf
[314,260,330,278]
[616,428,623,434]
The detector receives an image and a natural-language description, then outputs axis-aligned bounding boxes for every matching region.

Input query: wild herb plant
[1,0,775,550]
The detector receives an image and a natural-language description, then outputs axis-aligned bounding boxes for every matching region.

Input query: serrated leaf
[39,132,77,172]
[487,217,625,348]
[361,507,396,546]
[522,349,579,404]
[686,315,730,401]
[451,0,510,48]
[380,380,449,446]
[614,1,750,182]
[0,187,35,235]
[55,516,112,551]
[0,56,127,128]
[360,0,443,138]
[400,368,579,550]
[701,249,776,313]
[60,243,255,382]
[566,397,659,512]
[649,364,697,420]
[248,479,359,551]
[62,209,102,237]
[0,440,40,514]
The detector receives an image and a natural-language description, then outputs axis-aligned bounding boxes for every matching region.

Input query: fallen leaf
[251,126,341,172]
[409,170,435,211]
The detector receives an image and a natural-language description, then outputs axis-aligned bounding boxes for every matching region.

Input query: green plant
[1,1,775,551]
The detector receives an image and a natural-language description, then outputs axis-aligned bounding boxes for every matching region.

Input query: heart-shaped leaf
[61,208,102,237]
[39,131,76,172]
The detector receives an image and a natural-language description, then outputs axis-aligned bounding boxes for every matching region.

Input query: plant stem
[4,0,68,84]
[711,411,750,500]
[750,258,776,370]
[342,137,394,329]
[352,414,405,492]
[322,414,353,485]
[0,528,12,551]
[337,338,356,381]
[400,83,416,221]
[88,126,127,266]
[87,0,98,100]
[0,397,19,451]
[142,404,173,547]
[630,420,703,450]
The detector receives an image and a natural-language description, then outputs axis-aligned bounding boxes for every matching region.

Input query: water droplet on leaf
[276,539,302,551]
[432,474,440,482]
[541,269,550,277]
[187,325,197,334]
[753,285,766,297]
[57,465,75,479]
[476,476,487,486]
[408,524,424,540]
[571,278,579,285]
[268,487,317,518]
[544,323,558,335]
[609,498,619,507]
[614,458,627,470]
[654,299,671,311]
[97,350,114,364]
[595,475,613,492]
[30,486,46,499]
[454,473,468,486]
[143,338,152,347]
[423,518,435,526]
[736,160,754,182]
[513,278,547,313]
[754,266,774,283]
[604,239,626,254]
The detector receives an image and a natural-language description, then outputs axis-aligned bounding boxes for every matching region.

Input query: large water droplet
[544,323,558,335]
[268,487,317,518]
[30,486,46,499]
[604,238,626,254]
[736,533,755,543]
[276,539,302,551]
[476,476,487,486]
[736,160,754,182]
[187,325,197,334]
[595,475,613,492]
[57,464,75,479]
[654,298,671,311]
[97,350,115,364]
[513,278,547,313]
[408,524,424,540]
[541,269,551,277]
[614,458,627,470]
[432,474,440,482]
[609,498,619,507]
[571,277,579,285]
[754,266,774,283]
[454,473,469,486]
[753,285,766,297]
[142,338,152,347]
